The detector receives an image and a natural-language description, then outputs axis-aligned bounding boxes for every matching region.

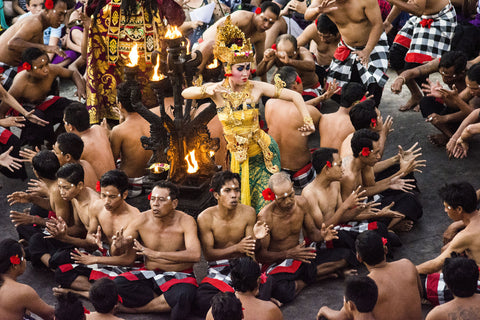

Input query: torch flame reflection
[209,151,215,157]
[165,25,182,39]
[206,59,219,69]
[151,55,165,81]
[127,44,139,67]
[185,150,199,174]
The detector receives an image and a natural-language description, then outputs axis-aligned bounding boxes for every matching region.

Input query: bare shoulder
[17,15,43,32]
[231,10,253,26]
[258,202,274,221]
[261,300,284,319]
[177,210,198,227]
[197,207,215,226]
[295,195,310,209]
[426,303,448,320]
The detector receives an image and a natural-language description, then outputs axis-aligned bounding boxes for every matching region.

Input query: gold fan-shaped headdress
[213,15,254,65]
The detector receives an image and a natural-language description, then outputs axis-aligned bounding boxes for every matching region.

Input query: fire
[185,150,199,174]
[209,151,215,157]
[127,43,139,67]
[151,55,165,81]
[149,162,170,174]
[165,25,182,39]
[185,38,191,55]
[206,59,219,69]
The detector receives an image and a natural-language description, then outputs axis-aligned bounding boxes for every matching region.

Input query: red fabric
[293,163,312,178]
[0,67,5,74]
[156,0,185,26]
[59,264,74,272]
[201,277,234,293]
[48,211,57,219]
[325,240,334,249]
[268,260,302,275]
[405,52,433,64]
[393,34,411,48]
[36,96,61,111]
[419,18,434,28]
[333,45,351,62]
[90,270,115,280]
[368,221,378,230]
[426,273,440,306]
[159,276,198,292]
[0,128,12,144]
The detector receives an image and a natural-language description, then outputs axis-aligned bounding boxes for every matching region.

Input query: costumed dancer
[182,15,315,213]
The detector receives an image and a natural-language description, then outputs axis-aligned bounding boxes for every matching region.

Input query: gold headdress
[214,15,254,65]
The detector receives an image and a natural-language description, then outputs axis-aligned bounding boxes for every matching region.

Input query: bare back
[426,294,480,320]
[368,259,422,320]
[202,11,255,43]
[238,294,284,320]
[110,114,152,178]
[319,109,354,150]
[80,159,99,188]
[79,126,116,178]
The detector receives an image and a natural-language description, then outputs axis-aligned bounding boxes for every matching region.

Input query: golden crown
[214,15,254,65]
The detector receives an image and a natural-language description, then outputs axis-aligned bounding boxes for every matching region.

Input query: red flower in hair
[255,7,262,14]
[251,69,256,75]
[295,75,302,84]
[22,62,31,71]
[271,43,277,50]
[315,18,318,26]
[382,237,388,245]
[260,272,267,283]
[209,188,215,193]
[96,181,101,192]
[148,193,152,200]
[118,295,123,303]
[10,255,21,265]
[44,0,54,10]
[262,188,276,201]
[371,118,377,128]
[326,161,332,168]
[361,147,371,157]
[224,73,232,77]
[83,307,90,314]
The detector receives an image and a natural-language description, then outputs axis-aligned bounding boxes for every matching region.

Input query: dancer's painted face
[231,63,251,85]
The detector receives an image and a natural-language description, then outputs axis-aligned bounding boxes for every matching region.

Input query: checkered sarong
[117,268,198,292]
[0,62,17,91]
[393,3,456,64]
[327,32,389,89]
[264,259,302,275]
[200,259,234,292]
[334,220,378,233]
[422,272,480,305]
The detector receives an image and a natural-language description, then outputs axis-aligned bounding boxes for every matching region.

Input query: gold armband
[303,116,314,126]
[273,74,286,98]
[200,85,207,97]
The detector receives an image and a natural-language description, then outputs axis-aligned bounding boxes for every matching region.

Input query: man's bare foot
[271,298,283,308]
[390,219,414,233]
[428,133,449,147]
[317,272,339,281]
[399,95,421,112]
[341,268,358,277]
[52,286,75,297]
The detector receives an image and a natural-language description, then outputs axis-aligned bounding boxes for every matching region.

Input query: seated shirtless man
[0,47,85,147]
[426,256,480,320]
[110,81,152,198]
[63,103,115,178]
[114,181,201,319]
[54,169,141,298]
[257,172,338,304]
[0,0,67,90]
[417,182,480,305]
[317,231,422,320]
[194,170,267,317]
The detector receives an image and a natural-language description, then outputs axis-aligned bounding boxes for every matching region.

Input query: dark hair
[273,66,297,89]
[340,82,366,108]
[117,81,141,113]
[56,163,84,185]
[152,180,179,200]
[56,132,84,160]
[355,230,385,265]
[32,150,60,180]
[89,278,118,314]
[210,171,241,193]
[100,169,129,194]
[260,1,280,17]
[0,239,23,275]
[55,292,85,320]
[316,13,338,35]
[439,51,467,74]
[349,99,377,130]
[22,47,47,65]
[351,129,379,158]
[467,63,480,83]
[443,255,479,297]
[438,182,477,213]
[211,292,243,320]
[345,276,378,313]
[276,34,297,52]
[230,257,261,292]
[64,102,90,132]
[312,148,338,174]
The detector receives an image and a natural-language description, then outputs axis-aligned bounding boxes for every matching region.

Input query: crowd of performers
[0,0,480,318]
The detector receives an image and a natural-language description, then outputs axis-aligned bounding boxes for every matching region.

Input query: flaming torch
[124,43,139,81]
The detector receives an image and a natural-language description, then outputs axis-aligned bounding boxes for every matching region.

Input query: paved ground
[1,69,480,319]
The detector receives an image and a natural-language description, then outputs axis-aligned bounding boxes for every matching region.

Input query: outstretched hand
[287,241,316,263]
[254,220,269,240]
[320,223,338,242]
[0,146,23,172]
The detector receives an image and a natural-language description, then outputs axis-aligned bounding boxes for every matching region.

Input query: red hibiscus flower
[255,7,262,14]
[382,237,388,245]
[10,255,21,265]
[326,161,332,168]
[262,188,276,201]
[147,193,152,200]
[44,0,54,10]
[96,181,101,192]
[371,118,377,128]
[271,43,277,50]
[22,62,31,71]
[361,147,371,157]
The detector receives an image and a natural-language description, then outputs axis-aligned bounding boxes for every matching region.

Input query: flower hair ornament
[22,62,31,71]
[209,188,215,193]
[45,0,54,10]
[262,188,276,201]
[271,43,277,50]
[255,7,262,14]
[382,237,388,246]
[326,161,332,168]
[95,181,101,192]
[148,193,152,200]
[361,147,371,157]
[10,255,21,265]
[371,118,377,128]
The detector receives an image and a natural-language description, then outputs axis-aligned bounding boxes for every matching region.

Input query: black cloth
[28,233,72,268]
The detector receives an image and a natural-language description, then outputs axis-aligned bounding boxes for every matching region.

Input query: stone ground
[1,69,480,319]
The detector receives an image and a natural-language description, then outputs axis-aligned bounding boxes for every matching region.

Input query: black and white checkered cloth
[0,62,17,91]
[118,268,197,291]
[327,32,389,89]
[394,3,456,64]
[203,259,232,285]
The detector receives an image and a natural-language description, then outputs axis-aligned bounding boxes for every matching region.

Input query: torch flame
[165,25,182,39]
[206,59,219,69]
[185,150,199,174]
[127,44,139,67]
[209,151,215,157]
[151,55,165,81]
[185,38,191,55]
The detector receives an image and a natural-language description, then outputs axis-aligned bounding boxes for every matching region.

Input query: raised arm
[386,0,426,17]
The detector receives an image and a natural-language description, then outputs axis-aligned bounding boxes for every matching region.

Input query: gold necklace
[222,80,253,111]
